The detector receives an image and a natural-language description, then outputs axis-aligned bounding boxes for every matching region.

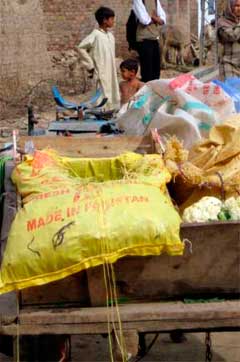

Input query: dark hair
[120,59,139,74]
[210,19,215,27]
[95,7,115,25]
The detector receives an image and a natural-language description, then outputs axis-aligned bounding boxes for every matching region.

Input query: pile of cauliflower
[182,196,240,223]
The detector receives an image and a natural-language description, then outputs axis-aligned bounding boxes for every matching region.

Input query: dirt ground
[0,332,240,361]
[0,68,182,146]
[71,333,240,362]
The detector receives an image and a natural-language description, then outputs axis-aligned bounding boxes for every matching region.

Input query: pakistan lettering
[26,195,149,231]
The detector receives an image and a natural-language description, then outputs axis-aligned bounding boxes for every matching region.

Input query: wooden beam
[18,135,154,158]
[1,301,240,335]
[18,301,240,324]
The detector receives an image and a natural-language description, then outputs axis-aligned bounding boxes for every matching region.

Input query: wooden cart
[0,135,239,361]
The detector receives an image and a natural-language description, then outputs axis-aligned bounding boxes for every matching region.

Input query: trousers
[137,39,161,82]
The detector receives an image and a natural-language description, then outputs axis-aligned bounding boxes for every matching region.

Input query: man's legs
[137,40,161,82]
[152,40,161,80]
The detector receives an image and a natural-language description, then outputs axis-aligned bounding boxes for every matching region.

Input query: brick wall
[0,0,198,106]
[43,0,197,57]
[42,0,134,58]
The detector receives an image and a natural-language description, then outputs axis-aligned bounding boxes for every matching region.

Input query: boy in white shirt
[77,7,120,110]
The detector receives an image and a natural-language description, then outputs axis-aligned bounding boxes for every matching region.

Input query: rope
[15,291,20,362]
[183,238,193,254]
[98,186,127,362]
[109,263,127,359]
[215,172,226,202]
[103,263,115,362]
[103,259,127,361]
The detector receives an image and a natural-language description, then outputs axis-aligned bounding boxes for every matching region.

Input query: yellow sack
[0,150,183,294]
[12,150,170,203]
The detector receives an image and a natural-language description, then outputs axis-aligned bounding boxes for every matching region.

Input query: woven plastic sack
[117,74,235,146]
[0,150,183,294]
[12,150,171,203]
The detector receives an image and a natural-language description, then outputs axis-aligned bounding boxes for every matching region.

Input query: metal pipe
[200,0,206,65]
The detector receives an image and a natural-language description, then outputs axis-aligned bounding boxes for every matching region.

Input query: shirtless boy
[119,59,144,105]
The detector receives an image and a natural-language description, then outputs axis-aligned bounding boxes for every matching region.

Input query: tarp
[213,77,240,113]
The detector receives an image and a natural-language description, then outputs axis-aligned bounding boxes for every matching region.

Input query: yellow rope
[103,261,127,362]
[105,262,126,360]
[103,262,114,362]
[16,291,20,362]
[101,241,127,361]
[110,263,127,360]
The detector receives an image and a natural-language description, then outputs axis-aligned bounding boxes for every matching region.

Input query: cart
[0,135,239,361]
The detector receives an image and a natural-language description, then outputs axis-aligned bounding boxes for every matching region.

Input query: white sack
[117,74,235,148]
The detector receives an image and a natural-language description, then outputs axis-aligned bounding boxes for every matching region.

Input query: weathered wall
[0,1,52,106]
[0,0,198,113]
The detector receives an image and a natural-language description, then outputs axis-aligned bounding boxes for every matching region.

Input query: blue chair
[52,86,108,119]
[52,86,103,109]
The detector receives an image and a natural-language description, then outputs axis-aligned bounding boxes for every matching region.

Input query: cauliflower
[182,196,240,223]
[224,197,240,221]
[182,197,223,223]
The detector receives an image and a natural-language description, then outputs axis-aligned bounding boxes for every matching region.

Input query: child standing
[119,59,144,105]
[77,7,120,110]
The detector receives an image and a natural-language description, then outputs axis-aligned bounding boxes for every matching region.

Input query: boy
[77,7,120,110]
[119,58,144,105]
